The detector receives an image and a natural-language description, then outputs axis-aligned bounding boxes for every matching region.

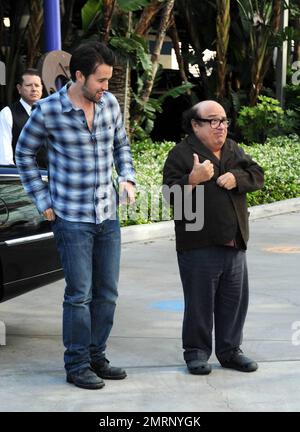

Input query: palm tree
[216,0,230,99]
[26,0,44,68]
[175,0,216,98]
[0,0,34,105]
[80,0,192,138]
[134,0,175,118]
[237,0,282,105]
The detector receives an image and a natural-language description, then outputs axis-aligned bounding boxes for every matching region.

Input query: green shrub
[241,135,300,206]
[237,95,298,144]
[285,83,300,111]
[119,140,175,226]
[284,83,300,135]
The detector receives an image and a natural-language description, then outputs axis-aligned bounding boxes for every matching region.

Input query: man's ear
[16,84,21,94]
[75,70,85,82]
[191,119,199,132]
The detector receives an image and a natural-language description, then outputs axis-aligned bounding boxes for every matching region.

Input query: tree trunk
[167,13,189,84]
[27,0,43,68]
[175,0,210,98]
[61,0,76,47]
[108,11,132,135]
[4,0,28,104]
[109,63,131,132]
[139,0,175,104]
[101,0,116,42]
[294,0,300,61]
[216,0,230,99]
[249,0,281,105]
[135,0,164,37]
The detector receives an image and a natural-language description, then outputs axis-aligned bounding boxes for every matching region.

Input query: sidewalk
[0,200,299,412]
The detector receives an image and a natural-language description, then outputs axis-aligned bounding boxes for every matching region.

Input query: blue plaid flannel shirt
[16,84,135,224]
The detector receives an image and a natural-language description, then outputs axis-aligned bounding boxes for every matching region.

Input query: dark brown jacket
[163,134,264,251]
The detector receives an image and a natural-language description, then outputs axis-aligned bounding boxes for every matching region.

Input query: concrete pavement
[0,199,299,412]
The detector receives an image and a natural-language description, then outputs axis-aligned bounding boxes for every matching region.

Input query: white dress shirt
[0,98,32,165]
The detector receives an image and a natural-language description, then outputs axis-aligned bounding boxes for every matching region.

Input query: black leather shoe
[187,359,212,375]
[91,358,127,380]
[220,349,258,372]
[66,367,105,389]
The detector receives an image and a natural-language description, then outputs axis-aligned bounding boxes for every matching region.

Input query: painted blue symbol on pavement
[150,299,183,312]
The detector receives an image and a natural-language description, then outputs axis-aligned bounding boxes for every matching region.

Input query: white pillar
[276,0,289,107]
[0,60,5,85]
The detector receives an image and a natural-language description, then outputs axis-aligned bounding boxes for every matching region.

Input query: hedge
[123,135,300,225]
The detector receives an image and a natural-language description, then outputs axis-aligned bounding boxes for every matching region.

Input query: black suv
[0,165,63,302]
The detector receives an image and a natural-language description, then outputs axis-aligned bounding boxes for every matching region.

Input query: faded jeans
[52,216,121,373]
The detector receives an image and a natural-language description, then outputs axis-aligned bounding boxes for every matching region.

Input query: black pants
[177,245,249,363]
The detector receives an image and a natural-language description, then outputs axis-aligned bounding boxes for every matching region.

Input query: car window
[0,179,44,231]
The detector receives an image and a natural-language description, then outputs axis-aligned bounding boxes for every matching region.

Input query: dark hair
[17,68,41,85]
[182,105,199,134]
[70,41,116,81]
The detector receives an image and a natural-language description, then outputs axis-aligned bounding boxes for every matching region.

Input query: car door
[0,172,62,301]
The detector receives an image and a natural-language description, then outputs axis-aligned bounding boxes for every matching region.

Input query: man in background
[0,68,46,167]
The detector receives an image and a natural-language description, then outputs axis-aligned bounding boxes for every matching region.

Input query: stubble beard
[82,84,101,103]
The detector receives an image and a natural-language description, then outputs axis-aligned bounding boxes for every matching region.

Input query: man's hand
[216,172,237,190]
[188,154,214,187]
[43,208,56,221]
[119,181,135,205]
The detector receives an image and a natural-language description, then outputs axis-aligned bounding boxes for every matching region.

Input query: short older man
[163,100,264,375]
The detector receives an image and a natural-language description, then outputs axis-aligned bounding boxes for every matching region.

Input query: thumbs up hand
[188,154,214,187]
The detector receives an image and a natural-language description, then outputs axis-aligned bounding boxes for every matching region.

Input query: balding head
[194,100,225,119]
[187,100,228,155]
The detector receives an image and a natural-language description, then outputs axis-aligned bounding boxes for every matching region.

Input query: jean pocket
[51,214,60,227]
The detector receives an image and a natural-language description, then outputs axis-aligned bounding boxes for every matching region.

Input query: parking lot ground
[0,206,299,413]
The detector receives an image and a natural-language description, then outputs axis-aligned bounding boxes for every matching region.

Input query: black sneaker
[66,367,105,389]
[220,348,258,372]
[187,359,212,375]
[91,358,127,380]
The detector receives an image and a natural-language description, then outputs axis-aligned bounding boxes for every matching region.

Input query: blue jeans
[177,246,249,363]
[52,216,121,373]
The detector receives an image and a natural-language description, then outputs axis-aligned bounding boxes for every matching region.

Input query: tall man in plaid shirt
[16,42,135,390]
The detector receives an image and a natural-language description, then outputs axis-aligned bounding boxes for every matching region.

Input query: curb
[248,197,300,220]
[121,197,300,244]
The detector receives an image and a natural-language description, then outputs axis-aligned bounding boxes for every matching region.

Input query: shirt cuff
[118,175,136,185]
[35,195,52,214]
